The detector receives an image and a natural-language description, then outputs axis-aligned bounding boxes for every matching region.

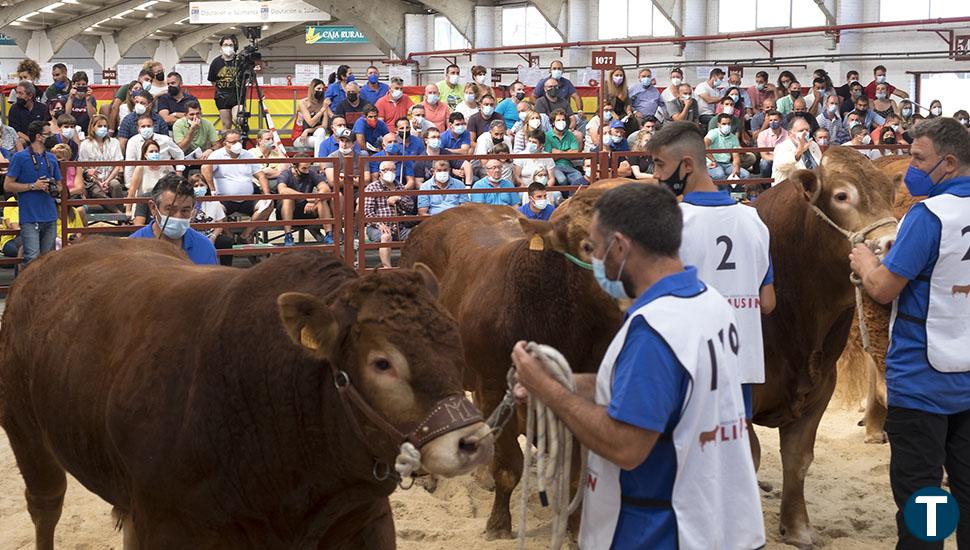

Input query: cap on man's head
[609,119,625,129]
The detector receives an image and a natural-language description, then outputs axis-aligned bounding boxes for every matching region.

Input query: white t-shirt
[124,133,184,184]
[455,101,479,121]
[513,155,556,183]
[193,199,227,239]
[474,134,513,155]
[694,81,722,116]
[209,148,263,196]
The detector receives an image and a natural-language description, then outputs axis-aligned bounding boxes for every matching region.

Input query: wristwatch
[27,182,36,191]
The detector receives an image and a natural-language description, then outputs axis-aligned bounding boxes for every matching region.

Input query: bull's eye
[374,359,391,372]
[834,192,849,202]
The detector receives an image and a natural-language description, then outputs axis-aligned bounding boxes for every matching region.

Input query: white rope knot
[517,342,585,550]
[394,442,422,481]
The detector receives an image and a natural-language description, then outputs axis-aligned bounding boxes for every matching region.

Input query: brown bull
[0,238,493,549]
[400,191,625,539]
[753,147,897,549]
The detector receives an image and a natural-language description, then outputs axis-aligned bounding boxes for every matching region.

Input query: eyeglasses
[486,165,502,171]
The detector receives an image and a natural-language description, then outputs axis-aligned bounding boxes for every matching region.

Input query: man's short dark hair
[710,68,724,78]
[528,129,546,144]
[717,113,733,123]
[52,63,67,72]
[594,184,682,258]
[184,99,201,111]
[446,64,460,73]
[132,90,152,102]
[756,71,769,80]
[874,65,887,73]
[812,77,826,87]
[167,71,182,82]
[151,172,194,205]
[448,112,465,123]
[363,105,379,117]
[27,120,48,143]
[644,120,706,167]
[671,67,683,76]
[847,70,859,77]
[528,182,546,196]
[137,113,154,126]
[642,115,658,124]
[766,109,782,119]
[395,116,409,127]
[909,117,970,167]
[480,94,495,103]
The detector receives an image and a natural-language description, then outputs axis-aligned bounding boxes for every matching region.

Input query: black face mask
[397,130,408,139]
[882,135,896,144]
[347,92,358,102]
[856,109,868,116]
[515,91,526,101]
[790,90,801,99]
[15,98,26,107]
[547,87,559,98]
[492,136,504,145]
[659,160,688,196]
[168,86,180,97]
[155,72,165,81]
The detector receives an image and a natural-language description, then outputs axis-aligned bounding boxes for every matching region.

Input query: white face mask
[719,124,732,136]
[931,107,942,116]
[827,104,838,114]
[474,75,486,84]
[550,69,563,79]
[139,127,154,140]
[447,74,459,85]
[528,118,541,129]
[133,103,147,115]
[338,146,353,154]
[412,115,424,125]
[817,138,829,146]
[62,127,75,139]
[722,105,734,116]
[518,111,529,122]
[381,170,396,183]
[390,89,404,100]
[533,199,548,210]
[222,45,234,56]
[875,74,886,84]
[861,134,872,145]
[427,93,440,105]
[554,120,566,131]
[680,94,691,102]
[434,171,450,183]
[535,175,548,184]
[229,142,243,155]
[671,77,682,87]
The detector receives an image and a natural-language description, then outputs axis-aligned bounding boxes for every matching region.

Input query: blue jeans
[708,162,750,192]
[553,164,588,186]
[759,159,773,177]
[21,221,56,266]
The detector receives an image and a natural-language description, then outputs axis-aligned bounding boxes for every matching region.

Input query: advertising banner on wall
[189,1,330,24]
[305,26,368,44]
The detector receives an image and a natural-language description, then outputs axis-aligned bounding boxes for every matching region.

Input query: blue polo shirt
[351,117,389,149]
[440,128,471,151]
[470,178,519,206]
[6,149,61,223]
[882,176,970,415]
[609,268,696,550]
[129,225,218,265]
[368,151,415,178]
[324,80,348,106]
[518,202,555,220]
[358,81,389,106]
[403,135,425,156]
[418,178,467,214]
[496,97,521,128]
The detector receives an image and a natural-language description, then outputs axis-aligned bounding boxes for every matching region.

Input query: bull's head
[275,266,493,478]
[788,147,897,258]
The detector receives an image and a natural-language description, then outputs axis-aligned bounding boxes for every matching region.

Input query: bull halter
[329,362,484,485]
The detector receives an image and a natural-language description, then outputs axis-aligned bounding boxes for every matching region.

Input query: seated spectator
[1,196,22,265]
[294,78,327,147]
[128,139,175,223]
[805,76,827,116]
[0,117,22,154]
[325,132,371,186]
[847,95,877,132]
[954,110,970,128]
[871,82,898,126]
[475,119,512,155]
[533,60,583,117]
[118,91,169,151]
[455,83,480,120]
[112,79,144,131]
[359,65,389,106]
[776,80,802,115]
[249,129,286,189]
[772,117,822,185]
[124,114,184,183]
[333,80,367,123]
[584,102,616,151]
[657,67,684,121]
[757,110,787,176]
[835,70,860,101]
[816,94,849,144]
[814,127,831,148]
[628,129,656,182]
[746,71,775,116]
[846,124,878,160]
[43,63,72,104]
[785,98,819,135]
[840,81,865,115]
[496,81,528,128]
[545,109,586,186]
[67,71,97,134]
[470,159,519,206]
[629,67,662,125]
[707,95,743,136]
[375,78,412,125]
[408,104,436,137]
[535,80,575,130]
[364,160,416,268]
[864,65,908,101]
[276,162,333,246]
[49,113,80,160]
[870,113,906,146]
[77,114,124,210]
[414,126,472,185]
[188,173,233,266]
[666,83,700,124]
[513,106,549,152]
[317,116,355,158]
[8,81,49,142]
[704,113,749,186]
[323,64,354,114]
[720,86,750,127]
[51,144,79,199]
[436,64,464,110]
[513,130,556,185]
[775,71,795,100]
[129,173,217,265]
[353,105,389,153]
[202,129,273,244]
[470,65,494,98]
[899,100,916,131]
[602,120,632,177]
[749,97,777,140]
[172,100,219,157]
[927,99,943,119]
[440,112,471,154]
[468,95,503,144]
[367,132,414,185]
[6,58,41,106]
[394,117,425,156]
[694,68,725,126]
[156,72,197,126]
[421,84,451,131]
[418,159,468,216]
[491,143,516,183]
[141,59,169,100]
[519,182,555,220]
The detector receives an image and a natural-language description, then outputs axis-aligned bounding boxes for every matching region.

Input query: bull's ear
[789,169,821,204]
[277,292,340,358]
[517,217,565,253]
[410,262,440,299]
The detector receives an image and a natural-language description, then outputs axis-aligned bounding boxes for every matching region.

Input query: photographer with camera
[3,120,61,267]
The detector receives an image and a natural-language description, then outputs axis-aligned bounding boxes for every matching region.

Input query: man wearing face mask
[129,173,217,265]
[470,159,518,206]
[276,161,333,246]
[3,120,61,267]
[393,117,426,156]
[421,84,452,132]
[124,113,184,184]
[849,116,970,549]
[816,94,849,144]
[202,129,273,244]
[415,127,472,186]
[775,80,803,116]
[375,77,413,126]
[694,68,725,127]
[746,71,775,114]
[496,81,528,128]
[468,94,504,144]
[771,117,822,185]
[117,91,169,152]
[846,95,877,133]
[8,81,49,142]
[533,60,584,120]
[474,119,512,155]
[408,104,435,136]
[368,133,415,187]
[864,64,908,101]
[156,72,197,126]
[172,101,220,158]
[333,81,366,122]
[667,83,700,124]
[511,183,765,550]
[42,63,72,103]
[436,64,465,109]
[352,105,390,153]
[518,182,555,220]
[359,65,389,107]
[629,68,662,124]
[418,159,468,216]
[703,113,749,188]
[534,81,575,130]
[757,110,787,177]
[364,160,416,268]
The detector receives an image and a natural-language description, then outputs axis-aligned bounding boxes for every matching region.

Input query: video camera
[235,26,262,77]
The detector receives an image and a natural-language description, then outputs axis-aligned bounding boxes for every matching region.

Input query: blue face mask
[156,212,190,239]
[368,74,379,84]
[903,158,945,197]
[384,142,402,155]
[591,238,629,300]
[193,186,207,197]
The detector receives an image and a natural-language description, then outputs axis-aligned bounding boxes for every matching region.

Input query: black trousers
[886,406,970,549]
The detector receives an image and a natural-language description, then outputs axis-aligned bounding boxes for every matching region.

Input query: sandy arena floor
[0,403,957,549]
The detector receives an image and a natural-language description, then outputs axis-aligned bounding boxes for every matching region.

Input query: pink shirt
[747,86,772,110]
[758,127,788,159]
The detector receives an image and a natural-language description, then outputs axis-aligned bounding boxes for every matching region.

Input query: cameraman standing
[3,120,61,267]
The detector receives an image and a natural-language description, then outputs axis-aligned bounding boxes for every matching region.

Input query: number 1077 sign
[591,51,617,70]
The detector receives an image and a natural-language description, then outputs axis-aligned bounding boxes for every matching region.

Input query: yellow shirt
[1,199,19,250]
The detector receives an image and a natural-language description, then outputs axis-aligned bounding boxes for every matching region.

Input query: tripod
[235,60,286,153]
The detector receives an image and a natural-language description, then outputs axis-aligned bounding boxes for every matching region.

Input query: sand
[0,403,957,549]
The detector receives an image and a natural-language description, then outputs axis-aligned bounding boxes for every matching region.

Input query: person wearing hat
[325,131,370,187]
[603,119,633,178]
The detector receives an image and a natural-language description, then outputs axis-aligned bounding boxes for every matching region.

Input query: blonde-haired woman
[606,68,632,122]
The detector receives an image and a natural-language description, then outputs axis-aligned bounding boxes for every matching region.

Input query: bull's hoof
[779,525,814,550]
[864,432,888,444]
[758,480,773,492]
[484,527,513,540]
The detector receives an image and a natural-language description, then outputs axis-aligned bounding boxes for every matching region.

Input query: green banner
[306,25,368,44]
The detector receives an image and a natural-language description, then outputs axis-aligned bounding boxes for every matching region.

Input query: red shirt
[864,80,897,101]
[376,94,414,126]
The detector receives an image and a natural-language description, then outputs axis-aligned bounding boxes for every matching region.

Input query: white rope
[517,342,585,550]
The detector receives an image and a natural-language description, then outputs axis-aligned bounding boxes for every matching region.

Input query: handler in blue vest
[851,116,970,548]
[512,184,765,549]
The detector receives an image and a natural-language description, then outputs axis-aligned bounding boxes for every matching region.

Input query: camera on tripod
[235,26,264,135]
